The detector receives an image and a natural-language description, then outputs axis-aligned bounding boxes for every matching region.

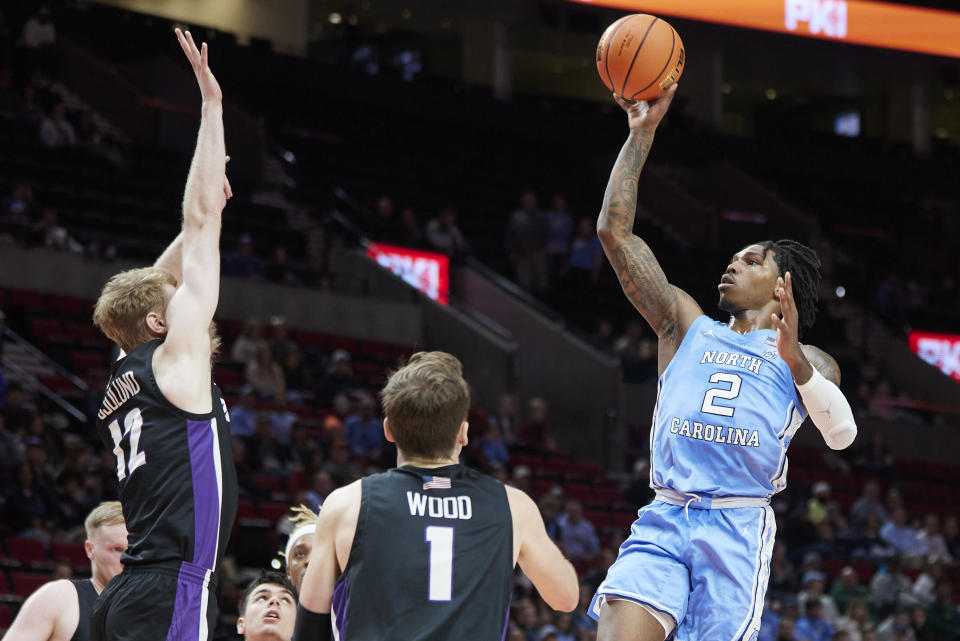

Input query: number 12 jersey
[95,339,238,573]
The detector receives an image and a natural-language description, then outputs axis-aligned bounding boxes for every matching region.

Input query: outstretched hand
[224,155,233,200]
[771,272,804,365]
[613,83,677,132]
[175,28,222,104]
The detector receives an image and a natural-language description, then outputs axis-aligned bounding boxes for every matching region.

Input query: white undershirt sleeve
[796,367,858,450]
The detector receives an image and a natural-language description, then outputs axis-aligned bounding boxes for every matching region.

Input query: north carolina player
[589,84,858,641]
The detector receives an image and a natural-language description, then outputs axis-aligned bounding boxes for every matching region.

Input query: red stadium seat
[10,289,46,311]
[236,500,257,521]
[47,294,92,317]
[251,475,283,493]
[258,502,290,525]
[563,483,592,501]
[4,538,49,567]
[0,603,11,628]
[326,335,358,353]
[10,572,49,597]
[51,542,90,569]
[30,318,63,343]
[593,486,623,504]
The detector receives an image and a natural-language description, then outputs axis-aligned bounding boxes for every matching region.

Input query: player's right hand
[614,83,677,132]
[175,28,222,104]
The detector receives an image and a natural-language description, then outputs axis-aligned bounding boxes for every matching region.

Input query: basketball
[596,14,685,102]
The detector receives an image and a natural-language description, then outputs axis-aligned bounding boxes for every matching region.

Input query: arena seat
[50,542,90,570]
[10,572,49,598]
[3,539,49,568]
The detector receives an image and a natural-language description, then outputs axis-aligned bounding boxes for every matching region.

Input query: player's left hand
[771,272,804,366]
[176,28,222,104]
[224,155,233,200]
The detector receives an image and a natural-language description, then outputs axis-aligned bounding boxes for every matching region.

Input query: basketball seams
[631,26,677,100]
[619,17,660,98]
[603,16,631,92]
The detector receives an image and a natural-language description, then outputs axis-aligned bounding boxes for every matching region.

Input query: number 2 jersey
[650,315,806,499]
[332,464,513,641]
[95,339,238,572]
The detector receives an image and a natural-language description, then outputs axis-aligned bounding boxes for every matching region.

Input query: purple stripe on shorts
[186,419,220,570]
[166,562,208,641]
[500,602,512,641]
[332,579,348,639]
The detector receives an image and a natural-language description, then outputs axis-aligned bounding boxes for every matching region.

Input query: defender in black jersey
[296,352,579,641]
[5,502,127,641]
[89,29,235,641]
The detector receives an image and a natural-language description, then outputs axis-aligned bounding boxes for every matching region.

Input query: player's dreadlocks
[760,239,822,336]
[289,504,319,528]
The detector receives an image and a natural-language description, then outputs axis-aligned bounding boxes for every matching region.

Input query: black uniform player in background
[295,352,579,641]
[89,29,237,641]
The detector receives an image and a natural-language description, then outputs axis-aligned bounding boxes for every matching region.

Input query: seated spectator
[231,318,269,365]
[342,394,383,459]
[589,318,615,353]
[4,461,57,536]
[623,457,654,508]
[318,350,359,410]
[489,393,519,446]
[477,422,509,466]
[0,415,22,480]
[925,580,959,640]
[506,190,548,295]
[769,543,799,597]
[832,566,870,615]
[565,217,603,285]
[18,83,45,130]
[907,560,944,609]
[396,207,423,248]
[370,195,397,242]
[230,387,259,438]
[304,471,333,509]
[916,515,951,564]
[265,245,300,285]
[875,609,915,641]
[268,394,297,446]
[268,316,300,364]
[799,571,840,627]
[794,599,834,641]
[613,321,657,382]
[38,99,76,148]
[224,234,264,279]
[776,614,798,641]
[555,499,599,561]
[425,206,468,257]
[759,599,782,641]
[880,508,924,561]
[247,414,284,471]
[870,556,912,618]
[520,397,557,451]
[808,481,831,525]
[909,606,930,641]
[851,480,888,529]
[944,516,960,559]
[245,345,285,399]
[571,585,597,637]
[33,208,81,252]
[835,598,872,641]
[322,439,358,487]
[282,350,312,397]
[850,513,895,562]
[539,495,563,541]
[544,193,573,282]
[3,382,33,433]
[511,465,532,495]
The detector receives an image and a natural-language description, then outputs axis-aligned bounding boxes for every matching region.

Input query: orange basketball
[596,14,685,103]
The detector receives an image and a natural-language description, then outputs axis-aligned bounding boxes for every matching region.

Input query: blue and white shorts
[589,499,776,641]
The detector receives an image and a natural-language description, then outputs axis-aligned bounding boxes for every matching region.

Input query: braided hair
[289,504,319,528]
[759,239,822,335]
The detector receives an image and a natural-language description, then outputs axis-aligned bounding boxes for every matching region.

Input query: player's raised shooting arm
[4,579,75,641]
[507,487,579,612]
[597,86,701,344]
[162,30,226,358]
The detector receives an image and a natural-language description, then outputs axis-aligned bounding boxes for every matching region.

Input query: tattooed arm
[597,86,702,368]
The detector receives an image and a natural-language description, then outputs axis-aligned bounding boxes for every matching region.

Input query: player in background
[89,29,237,641]
[589,84,858,641]
[5,502,127,641]
[237,571,298,641]
[283,505,318,591]
[295,352,579,641]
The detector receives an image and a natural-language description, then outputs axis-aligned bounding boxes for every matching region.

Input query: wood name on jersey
[97,371,142,421]
[406,491,474,520]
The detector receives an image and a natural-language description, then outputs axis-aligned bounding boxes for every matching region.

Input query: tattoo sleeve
[597,131,678,338]
[803,346,842,386]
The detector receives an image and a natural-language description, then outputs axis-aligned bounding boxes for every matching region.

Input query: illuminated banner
[570,0,960,58]
[367,243,450,305]
[909,331,960,383]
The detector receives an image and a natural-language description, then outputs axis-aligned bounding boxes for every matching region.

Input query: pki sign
[909,331,960,383]
[367,243,450,305]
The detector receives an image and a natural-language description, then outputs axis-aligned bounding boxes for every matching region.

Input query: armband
[293,604,332,641]
[796,368,857,450]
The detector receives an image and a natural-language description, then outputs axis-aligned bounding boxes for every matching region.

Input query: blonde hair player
[89,29,239,641]
[296,352,579,641]
[5,502,127,641]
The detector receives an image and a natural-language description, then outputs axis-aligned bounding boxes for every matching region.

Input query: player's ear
[457,421,469,447]
[145,310,167,336]
[236,617,245,635]
[84,539,95,562]
[383,418,396,444]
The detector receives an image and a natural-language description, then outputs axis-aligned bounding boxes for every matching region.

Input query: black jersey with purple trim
[95,339,237,572]
[332,464,513,641]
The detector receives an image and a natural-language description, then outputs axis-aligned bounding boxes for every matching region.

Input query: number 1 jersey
[332,464,513,641]
[95,339,238,572]
[650,315,806,499]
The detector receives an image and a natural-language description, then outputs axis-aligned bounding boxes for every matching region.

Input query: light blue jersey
[650,315,806,499]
